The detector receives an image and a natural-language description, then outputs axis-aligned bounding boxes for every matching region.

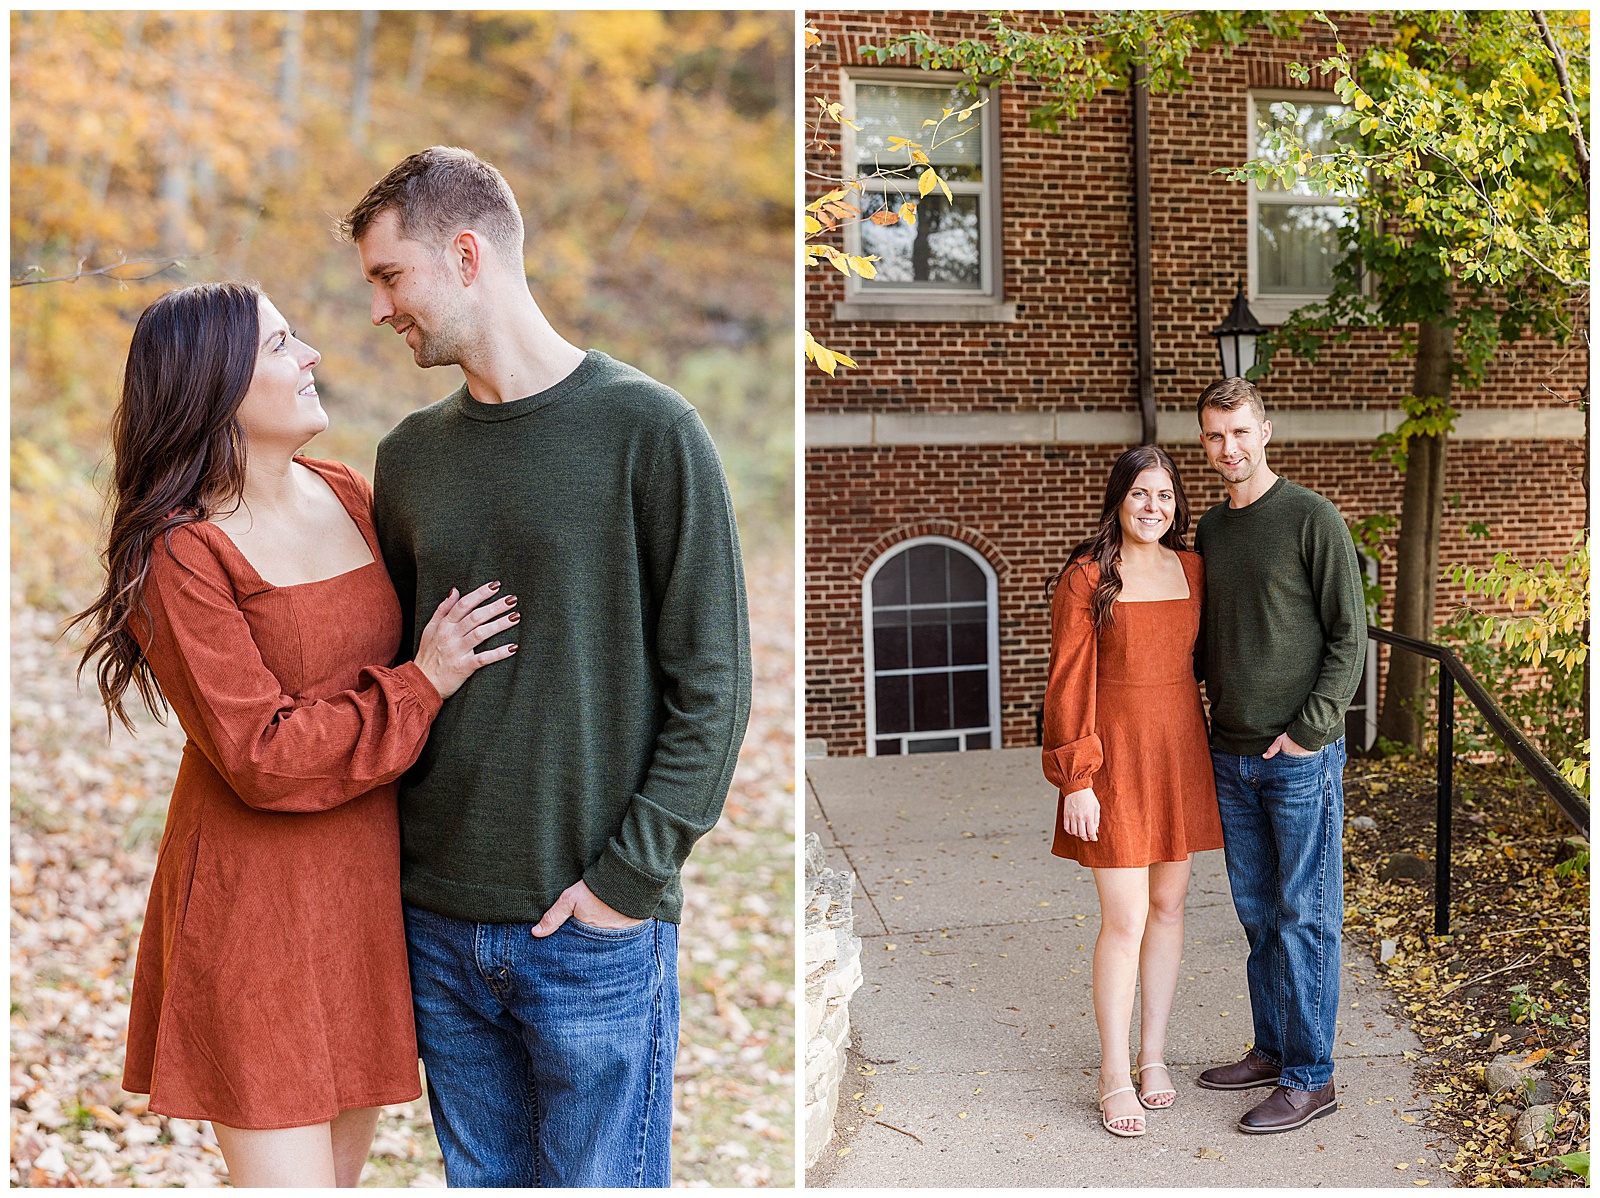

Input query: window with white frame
[863,537,1001,756]
[843,72,999,300]
[1247,92,1359,323]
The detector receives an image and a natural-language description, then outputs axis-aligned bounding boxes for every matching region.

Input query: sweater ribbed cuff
[583,846,671,922]
[1286,717,1334,753]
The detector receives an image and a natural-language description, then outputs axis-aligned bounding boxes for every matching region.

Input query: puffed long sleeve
[136,523,443,813]
[1041,562,1103,794]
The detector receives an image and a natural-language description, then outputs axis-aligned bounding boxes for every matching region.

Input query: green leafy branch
[1233,11,1588,395]
[1452,534,1587,671]
[1373,393,1460,471]
[1222,12,1589,293]
[863,10,1315,131]
[1447,533,1589,674]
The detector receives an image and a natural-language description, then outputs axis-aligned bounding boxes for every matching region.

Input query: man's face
[356,208,472,369]
[1199,404,1272,485]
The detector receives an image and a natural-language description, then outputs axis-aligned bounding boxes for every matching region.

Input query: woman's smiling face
[1118,465,1176,546]
[233,296,325,452]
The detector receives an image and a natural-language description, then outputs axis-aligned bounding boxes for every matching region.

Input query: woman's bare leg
[1091,866,1150,1130]
[1136,855,1194,1105]
[211,1121,335,1188]
[330,1106,383,1187]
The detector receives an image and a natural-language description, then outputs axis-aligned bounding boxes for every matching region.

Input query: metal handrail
[1367,624,1590,935]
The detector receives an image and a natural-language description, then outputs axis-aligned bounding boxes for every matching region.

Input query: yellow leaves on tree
[1449,535,1589,674]
[804,331,856,378]
[12,10,795,602]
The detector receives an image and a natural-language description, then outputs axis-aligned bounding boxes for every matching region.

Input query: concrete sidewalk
[805,748,1454,1188]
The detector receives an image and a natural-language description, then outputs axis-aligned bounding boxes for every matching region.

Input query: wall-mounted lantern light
[1208,280,1269,379]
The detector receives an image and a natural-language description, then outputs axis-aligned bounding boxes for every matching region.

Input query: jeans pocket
[1273,745,1324,766]
[564,916,654,941]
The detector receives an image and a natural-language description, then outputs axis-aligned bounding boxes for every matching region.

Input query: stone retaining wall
[803,833,862,1169]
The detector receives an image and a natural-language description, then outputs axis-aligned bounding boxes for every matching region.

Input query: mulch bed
[1342,754,1590,1187]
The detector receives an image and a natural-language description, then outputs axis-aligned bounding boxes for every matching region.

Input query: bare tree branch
[12,229,254,289]
[11,253,187,288]
[1440,950,1546,996]
[1531,10,1589,201]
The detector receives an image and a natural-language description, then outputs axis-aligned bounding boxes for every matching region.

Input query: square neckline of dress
[203,457,381,590]
[1113,550,1194,604]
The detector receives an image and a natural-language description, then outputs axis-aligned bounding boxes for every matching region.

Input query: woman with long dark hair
[71,282,519,1185]
[1042,444,1222,1138]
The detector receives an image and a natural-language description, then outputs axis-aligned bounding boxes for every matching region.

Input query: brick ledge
[806,407,1586,446]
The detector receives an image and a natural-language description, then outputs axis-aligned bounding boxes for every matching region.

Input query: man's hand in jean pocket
[531,879,646,937]
[1262,732,1316,759]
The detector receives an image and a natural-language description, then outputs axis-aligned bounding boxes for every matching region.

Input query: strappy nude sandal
[1136,1061,1178,1110]
[1098,1084,1147,1137]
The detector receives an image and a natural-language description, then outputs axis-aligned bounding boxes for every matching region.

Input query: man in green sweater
[1190,377,1366,1135]
[340,147,751,1186]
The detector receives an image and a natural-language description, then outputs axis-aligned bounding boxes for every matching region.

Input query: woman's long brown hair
[1046,444,1191,629]
[68,282,262,731]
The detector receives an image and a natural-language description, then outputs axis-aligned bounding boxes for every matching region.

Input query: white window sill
[1250,294,1333,325]
[833,299,1018,323]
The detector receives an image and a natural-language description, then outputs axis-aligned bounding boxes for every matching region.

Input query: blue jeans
[1212,738,1346,1092]
[403,903,679,1187]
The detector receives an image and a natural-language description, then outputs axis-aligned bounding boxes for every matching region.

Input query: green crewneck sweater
[373,350,751,923]
[1194,476,1366,756]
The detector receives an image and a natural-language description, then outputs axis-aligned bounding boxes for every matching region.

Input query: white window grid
[861,535,1003,756]
[840,68,1001,302]
[1246,89,1360,323]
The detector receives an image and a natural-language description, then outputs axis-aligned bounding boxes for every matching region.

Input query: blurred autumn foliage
[11,10,795,610]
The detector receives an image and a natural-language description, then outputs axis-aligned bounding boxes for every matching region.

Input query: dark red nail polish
[508,644,518,652]
[509,612,521,623]
[488,580,501,591]
[506,596,518,606]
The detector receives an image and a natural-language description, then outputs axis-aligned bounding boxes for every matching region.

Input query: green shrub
[1436,604,1587,797]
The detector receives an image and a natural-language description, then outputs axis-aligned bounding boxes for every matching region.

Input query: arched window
[862,536,1001,756]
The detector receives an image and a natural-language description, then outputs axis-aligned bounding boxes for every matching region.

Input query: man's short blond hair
[1196,376,1267,423]
[337,146,524,265]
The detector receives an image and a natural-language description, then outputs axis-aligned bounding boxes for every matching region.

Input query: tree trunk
[160,29,194,255]
[192,17,220,229]
[1582,373,1590,745]
[275,12,304,175]
[350,10,379,151]
[232,11,252,69]
[607,65,678,258]
[85,13,146,219]
[1377,316,1454,748]
[160,131,191,253]
[405,11,433,94]
[552,13,574,160]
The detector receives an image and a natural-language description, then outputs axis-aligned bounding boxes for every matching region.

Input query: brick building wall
[804,11,1588,756]
[806,440,1585,754]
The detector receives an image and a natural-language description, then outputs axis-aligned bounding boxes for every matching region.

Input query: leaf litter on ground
[10,550,795,1188]
[1341,755,1589,1188]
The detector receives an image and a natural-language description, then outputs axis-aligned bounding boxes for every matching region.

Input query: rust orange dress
[1042,550,1222,867]
[121,457,441,1129]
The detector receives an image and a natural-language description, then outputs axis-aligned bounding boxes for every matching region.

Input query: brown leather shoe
[1195,1050,1281,1091]
[1237,1082,1337,1134]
